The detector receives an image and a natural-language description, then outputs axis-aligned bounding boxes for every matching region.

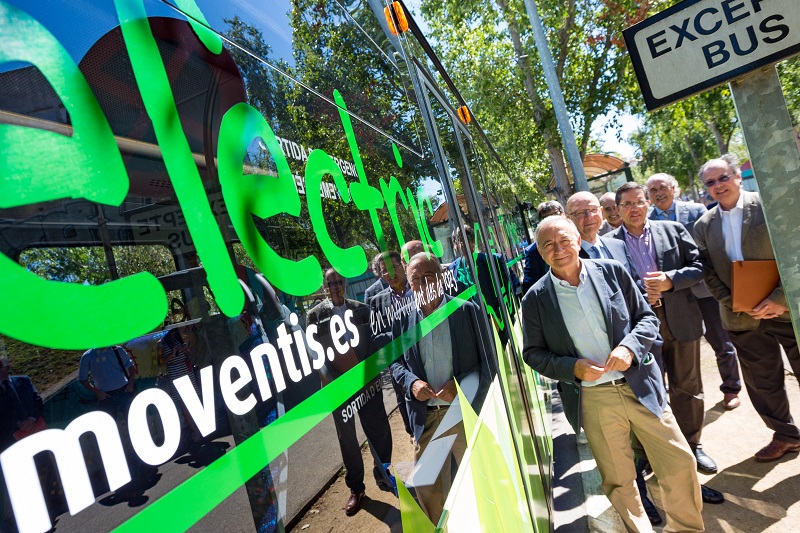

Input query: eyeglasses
[326,279,345,287]
[568,206,601,219]
[703,174,732,188]
[618,200,648,209]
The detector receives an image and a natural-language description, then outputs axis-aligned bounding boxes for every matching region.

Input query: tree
[416,0,667,204]
[630,86,740,198]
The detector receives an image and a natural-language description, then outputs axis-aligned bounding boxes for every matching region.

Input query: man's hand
[574,359,605,382]
[605,346,634,372]
[644,271,673,293]
[94,389,109,400]
[435,379,457,403]
[411,379,436,401]
[749,298,788,320]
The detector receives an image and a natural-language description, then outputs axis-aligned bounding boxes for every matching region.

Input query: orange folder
[731,260,780,313]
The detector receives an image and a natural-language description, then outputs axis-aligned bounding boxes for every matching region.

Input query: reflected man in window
[391,253,487,522]
[306,268,393,516]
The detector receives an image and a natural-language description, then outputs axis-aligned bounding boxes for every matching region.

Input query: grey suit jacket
[521,259,663,433]
[363,278,389,304]
[649,200,712,299]
[390,294,488,441]
[579,236,643,292]
[608,220,704,341]
[693,190,789,331]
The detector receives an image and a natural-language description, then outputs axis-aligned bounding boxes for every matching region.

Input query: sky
[592,112,642,160]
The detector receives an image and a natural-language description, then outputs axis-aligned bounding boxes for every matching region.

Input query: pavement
[558,338,800,533]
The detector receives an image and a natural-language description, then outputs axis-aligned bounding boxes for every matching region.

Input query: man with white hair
[646,172,742,410]
[522,217,703,532]
[695,157,800,462]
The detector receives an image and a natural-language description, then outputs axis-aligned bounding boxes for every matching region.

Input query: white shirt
[419,298,453,406]
[720,193,744,262]
[550,263,623,386]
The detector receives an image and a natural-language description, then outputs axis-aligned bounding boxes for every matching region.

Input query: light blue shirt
[550,262,624,386]
[581,239,611,260]
[653,205,676,221]
[78,346,134,392]
[419,298,453,406]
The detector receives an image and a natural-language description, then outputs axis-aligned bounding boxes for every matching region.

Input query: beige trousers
[581,383,704,533]
[413,407,467,524]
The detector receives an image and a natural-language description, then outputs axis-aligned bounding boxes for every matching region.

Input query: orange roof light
[457,105,471,124]
[384,2,409,36]
[384,5,398,36]
[392,2,409,33]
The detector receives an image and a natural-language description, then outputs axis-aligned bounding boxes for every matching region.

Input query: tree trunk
[705,120,728,154]
[555,0,577,81]
[547,145,570,205]
[496,0,571,205]
[684,136,700,200]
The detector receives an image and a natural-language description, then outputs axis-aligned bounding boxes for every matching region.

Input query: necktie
[589,245,600,259]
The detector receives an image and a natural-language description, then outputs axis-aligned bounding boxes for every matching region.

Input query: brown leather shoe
[345,491,365,516]
[754,439,800,462]
[722,393,740,410]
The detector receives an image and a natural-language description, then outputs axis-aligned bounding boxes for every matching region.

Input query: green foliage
[416,0,665,204]
[20,245,174,284]
[778,56,800,127]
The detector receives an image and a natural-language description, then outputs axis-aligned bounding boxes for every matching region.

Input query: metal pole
[521,0,589,192]
[729,65,800,345]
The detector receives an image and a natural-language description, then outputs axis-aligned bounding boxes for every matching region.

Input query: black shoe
[641,494,663,526]
[693,447,718,474]
[701,484,724,504]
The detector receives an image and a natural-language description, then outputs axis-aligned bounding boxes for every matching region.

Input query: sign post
[625,0,800,341]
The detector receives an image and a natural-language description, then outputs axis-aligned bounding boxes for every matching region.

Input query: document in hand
[731,260,780,313]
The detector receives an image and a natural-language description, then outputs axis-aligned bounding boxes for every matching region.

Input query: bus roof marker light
[384,2,408,36]
[392,2,409,34]
[384,5,398,36]
[457,106,471,124]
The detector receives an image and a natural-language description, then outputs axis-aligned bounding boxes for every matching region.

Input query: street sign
[624,0,800,111]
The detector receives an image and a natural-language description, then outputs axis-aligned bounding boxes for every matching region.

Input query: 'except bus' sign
[624,0,800,111]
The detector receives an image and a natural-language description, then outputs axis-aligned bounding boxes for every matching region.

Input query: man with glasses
[522,216,703,533]
[600,192,622,233]
[694,157,800,462]
[567,192,638,279]
[391,253,487,522]
[306,268,393,515]
[522,200,565,294]
[646,173,742,410]
[609,182,719,478]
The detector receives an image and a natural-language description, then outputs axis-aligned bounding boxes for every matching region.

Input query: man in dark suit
[391,253,487,522]
[521,201,564,294]
[647,173,741,409]
[363,255,389,304]
[609,182,717,475]
[306,269,393,515]
[522,217,703,532]
[0,357,42,452]
[695,157,800,462]
[1,356,45,531]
